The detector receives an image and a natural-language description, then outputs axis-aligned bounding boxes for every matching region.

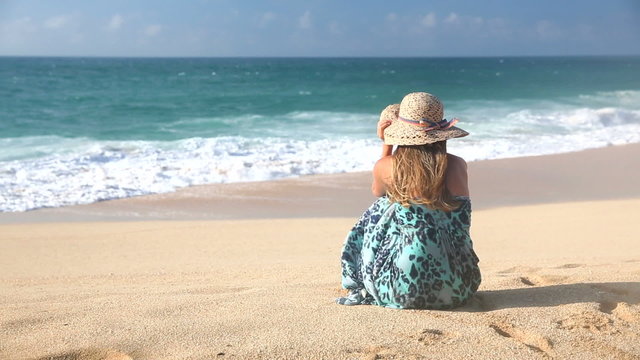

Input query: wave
[1,103,640,212]
[577,90,640,109]
[159,111,377,139]
[0,136,381,212]
[453,106,640,161]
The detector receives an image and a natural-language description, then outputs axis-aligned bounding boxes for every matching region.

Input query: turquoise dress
[338,196,481,309]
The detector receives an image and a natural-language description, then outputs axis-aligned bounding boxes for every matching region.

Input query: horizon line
[2,53,640,60]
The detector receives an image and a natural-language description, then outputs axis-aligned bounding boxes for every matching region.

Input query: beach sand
[1,144,640,359]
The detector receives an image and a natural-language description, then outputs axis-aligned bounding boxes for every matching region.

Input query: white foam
[0,136,381,212]
[577,90,640,108]
[2,104,640,212]
[450,106,640,161]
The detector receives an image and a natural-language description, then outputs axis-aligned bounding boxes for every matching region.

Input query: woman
[337,92,481,310]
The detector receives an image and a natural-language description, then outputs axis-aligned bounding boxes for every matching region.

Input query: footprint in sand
[557,314,640,360]
[588,284,640,324]
[612,302,640,323]
[582,339,640,360]
[411,328,458,345]
[556,309,619,334]
[489,321,555,357]
[598,301,640,324]
[599,300,619,314]
[556,293,640,335]
[519,277,536,286]
[346,345,395,360]
[555,301,640,358]
[497,266,540,274]
[555,263,584,269]
[36,348,132,360]
[518,274,567,287]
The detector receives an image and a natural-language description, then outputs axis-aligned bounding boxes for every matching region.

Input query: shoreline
[1,143,639,224]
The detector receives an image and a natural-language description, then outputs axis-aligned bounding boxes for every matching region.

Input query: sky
[1,0,639,57]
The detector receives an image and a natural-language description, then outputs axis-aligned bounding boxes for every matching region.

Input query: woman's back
[373,151,469,199]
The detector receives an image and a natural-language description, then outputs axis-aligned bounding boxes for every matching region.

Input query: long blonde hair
[386,141,459,211]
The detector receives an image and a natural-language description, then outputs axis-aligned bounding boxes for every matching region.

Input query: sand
[1,144,640,359]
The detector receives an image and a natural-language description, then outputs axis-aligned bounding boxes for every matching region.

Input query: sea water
[1,56,639,211]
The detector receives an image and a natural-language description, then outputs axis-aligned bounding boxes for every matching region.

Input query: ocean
[1,56,640,212]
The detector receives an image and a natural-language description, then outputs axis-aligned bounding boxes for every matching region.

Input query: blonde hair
[387,141,460,211]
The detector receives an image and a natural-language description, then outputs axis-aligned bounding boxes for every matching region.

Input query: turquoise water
[1,56,640,211]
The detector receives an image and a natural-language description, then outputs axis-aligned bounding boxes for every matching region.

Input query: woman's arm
[380,144,393,157]
[372,118,394,197]
[372,154,392,197]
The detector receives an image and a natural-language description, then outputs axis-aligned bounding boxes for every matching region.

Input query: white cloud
[298,11,312,29]
[44,15,71,29]
[444,12,459,24]
[536,20,559,39]
[442,13,486,27]
[386,13,398,22]
[421,12,436,28]
[108,14,124,31]
[328,21,342,35]
[0,17,37,44]
[259,11,276,27]
[3,17,37,33]
[144,24,162,37]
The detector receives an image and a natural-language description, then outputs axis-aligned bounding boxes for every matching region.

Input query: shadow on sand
[460,282,640,312]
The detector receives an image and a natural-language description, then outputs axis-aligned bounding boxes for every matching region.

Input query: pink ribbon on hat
[398,116,459,132]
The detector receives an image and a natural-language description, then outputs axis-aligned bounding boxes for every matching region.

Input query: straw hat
[383,92,468,145]
[380,103,400,122]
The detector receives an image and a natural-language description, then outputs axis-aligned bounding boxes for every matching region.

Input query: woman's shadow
[459,282,640,313]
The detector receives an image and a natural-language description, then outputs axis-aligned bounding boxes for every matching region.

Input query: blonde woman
[337,92,481,309]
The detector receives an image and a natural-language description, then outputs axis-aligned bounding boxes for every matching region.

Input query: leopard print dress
[337,196,481,309]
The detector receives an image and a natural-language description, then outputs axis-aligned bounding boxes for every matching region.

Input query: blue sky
[1,0,639,57]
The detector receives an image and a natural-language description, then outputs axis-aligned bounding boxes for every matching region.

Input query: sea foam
[1,105,639,212]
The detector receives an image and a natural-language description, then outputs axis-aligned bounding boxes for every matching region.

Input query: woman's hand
[377,118,392,140]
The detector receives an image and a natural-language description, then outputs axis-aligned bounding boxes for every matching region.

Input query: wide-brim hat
[383,92,468,146]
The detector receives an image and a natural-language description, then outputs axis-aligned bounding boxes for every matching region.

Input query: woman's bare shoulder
[375,155,393,168]
[446,153,469,197]
[447,153,468,169]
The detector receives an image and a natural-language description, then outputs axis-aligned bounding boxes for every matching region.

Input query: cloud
[259,11,276,27]
[144,24,162,37]
[443,12,459,25]
[43,15,71,29]
[386,13,398,22]
[328,21,343,35]
[421,12,436,28]
[535,20,560,39]
[298,10,312,29]
[108,14,124,31]
[0,17,37,44]
[442,13,487,27]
